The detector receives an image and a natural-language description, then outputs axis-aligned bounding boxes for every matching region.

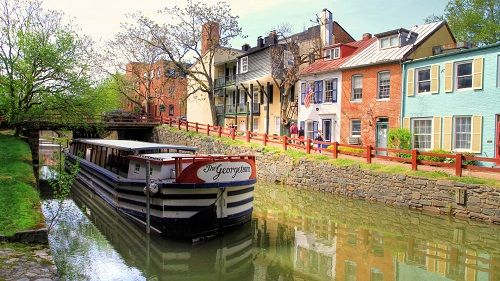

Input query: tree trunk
[207,93,217,126]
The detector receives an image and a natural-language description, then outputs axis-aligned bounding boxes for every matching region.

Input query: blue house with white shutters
[402,43,500,163]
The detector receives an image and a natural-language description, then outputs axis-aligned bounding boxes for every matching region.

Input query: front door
[376,118,389,155]
[496,115,500,161]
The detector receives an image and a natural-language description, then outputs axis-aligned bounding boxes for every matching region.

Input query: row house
[125,60,187,120]
[339,21,455,149]
[228,8,354,134]
[402,43,500,161]
[299,34,374,141]
[298,21,456,149]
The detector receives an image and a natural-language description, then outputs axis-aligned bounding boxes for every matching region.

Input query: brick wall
[340,63,402,146]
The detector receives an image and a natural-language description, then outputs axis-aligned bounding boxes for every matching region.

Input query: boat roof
[74,139,198,152]
[135,153,227,161]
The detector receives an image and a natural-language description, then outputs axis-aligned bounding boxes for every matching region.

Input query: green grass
[0,132,43,236]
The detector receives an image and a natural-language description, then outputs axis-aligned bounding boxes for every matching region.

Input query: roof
[300,38,376,76]
[374,28,411,38]
[75,139,198,152]
[341,21,448,69]
[403,42,500,65]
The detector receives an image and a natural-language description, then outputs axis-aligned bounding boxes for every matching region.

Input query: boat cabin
[69,139,197,178]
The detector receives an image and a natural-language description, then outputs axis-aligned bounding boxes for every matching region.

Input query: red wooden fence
[161,117,500,177]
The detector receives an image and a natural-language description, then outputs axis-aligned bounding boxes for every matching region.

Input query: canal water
[38,143,500,281]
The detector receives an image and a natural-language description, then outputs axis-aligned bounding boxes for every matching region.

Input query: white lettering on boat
[197,162,252,182]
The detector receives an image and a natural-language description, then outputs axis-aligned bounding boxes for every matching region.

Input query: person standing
[289,122,298,144]
[315,131,324,153]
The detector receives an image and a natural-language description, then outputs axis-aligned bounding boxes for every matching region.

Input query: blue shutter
[318,81,323,103]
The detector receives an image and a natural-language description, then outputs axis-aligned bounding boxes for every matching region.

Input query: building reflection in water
[252,184,499,281]
[42,152,499,281]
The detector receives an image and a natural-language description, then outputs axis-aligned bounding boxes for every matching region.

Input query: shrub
[418,149,453,163]
[387,128,411,150]
[338,146,365,154]
[462,152,478,166]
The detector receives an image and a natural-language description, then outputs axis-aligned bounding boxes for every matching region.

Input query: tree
[269,24,321,134]
[425,0,499,45]
[123,0,244,124]
[103,24,170,116]
[0,0,100,135]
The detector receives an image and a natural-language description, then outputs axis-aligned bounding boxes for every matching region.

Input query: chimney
[241,43,250,51]
[320,8,333,47]
[201,21,220,55]
[362,33,372,40]
[257,36,264,47]
[268,30,277,45]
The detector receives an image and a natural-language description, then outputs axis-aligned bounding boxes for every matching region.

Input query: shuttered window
[324,79,338,103]
[407,68,415,97]
[453,116,471,150]
[300,83,306,105]
[416,68,431,93]
[455,61,472,89]
[412,118,432,150]
[472,57,484,90]
[314,80,323,103]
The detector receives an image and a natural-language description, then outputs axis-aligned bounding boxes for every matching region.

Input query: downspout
[400,61,406,128]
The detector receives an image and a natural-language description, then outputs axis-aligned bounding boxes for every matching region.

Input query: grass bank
[0,131,43,236]
[169,126,500,188]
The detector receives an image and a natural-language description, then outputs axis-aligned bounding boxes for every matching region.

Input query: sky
[42,0,449,48]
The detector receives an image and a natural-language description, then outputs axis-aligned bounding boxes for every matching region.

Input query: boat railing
[172,155,255,182]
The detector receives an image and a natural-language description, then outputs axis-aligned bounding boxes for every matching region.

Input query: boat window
[134,163,140,174]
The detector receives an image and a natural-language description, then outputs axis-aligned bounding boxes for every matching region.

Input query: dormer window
[325,47,340,60]
[380,35,399,49]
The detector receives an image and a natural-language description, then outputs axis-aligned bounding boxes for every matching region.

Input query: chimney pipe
[362,33,372,40]
[320,8,333,47]
[242,44,250,51]
[257,36,264,47]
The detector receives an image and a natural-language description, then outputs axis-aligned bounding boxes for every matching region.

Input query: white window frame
[324,79,333,103]
[134,163,140,174]
[412,118,433,150]
[416,67,431,94]
[377,71,390,99]
[455,60,473,90]
[351,75,362,101]
[252,88,260,104]
[240,56,248,73]
[252,117,259,132]
[332,47,340,59]
[274,116,281,135]
[350,119,361,137]
[379,35,399,49]
[453,116,472,151]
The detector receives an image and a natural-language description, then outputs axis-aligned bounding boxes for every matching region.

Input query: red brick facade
[340,63,402,146]
[125,60,187,120]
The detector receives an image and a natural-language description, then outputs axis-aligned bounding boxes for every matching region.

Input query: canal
[38,142,500,281]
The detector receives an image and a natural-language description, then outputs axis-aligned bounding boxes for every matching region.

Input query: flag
[304,84,314,108]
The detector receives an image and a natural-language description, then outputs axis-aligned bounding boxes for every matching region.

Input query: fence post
[263,133,267,146]
[206,125,210,136]
[177,119,181,130]
[306,139,311,154]
[246,131,251,142]
[231,128,235,140]
[411,149,418,171]
[218,126,222,137]
[455,153,463,177]
[282,136,288,150]
[195,122,199,133]
[366,145,372,164]
[185,121,189,131]
[332,142,338,159]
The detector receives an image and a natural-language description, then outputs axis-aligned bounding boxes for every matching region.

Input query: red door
[496,117,500,160]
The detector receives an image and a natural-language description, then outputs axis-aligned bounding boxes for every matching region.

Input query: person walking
[298,126,304,145]
[290,122,298,144]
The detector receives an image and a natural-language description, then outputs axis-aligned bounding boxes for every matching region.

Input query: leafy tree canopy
[425,0,500,45]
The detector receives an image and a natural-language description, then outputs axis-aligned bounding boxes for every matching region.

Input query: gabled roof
[300,38,376,76]
[341,21,451,69]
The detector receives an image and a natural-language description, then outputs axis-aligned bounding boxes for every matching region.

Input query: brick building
[125,60,187,120]
[339,21,455,149]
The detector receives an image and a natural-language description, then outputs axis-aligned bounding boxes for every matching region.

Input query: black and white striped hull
[68,155,255,238]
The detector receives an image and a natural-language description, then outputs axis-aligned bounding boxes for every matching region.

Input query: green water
[42,182,500,281]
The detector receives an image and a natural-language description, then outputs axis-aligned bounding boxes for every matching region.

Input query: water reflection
[39,143,500,281]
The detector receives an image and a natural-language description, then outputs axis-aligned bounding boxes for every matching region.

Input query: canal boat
[65,139,256,239]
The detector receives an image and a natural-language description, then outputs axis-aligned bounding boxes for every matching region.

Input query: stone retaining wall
[151,126,500,224]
